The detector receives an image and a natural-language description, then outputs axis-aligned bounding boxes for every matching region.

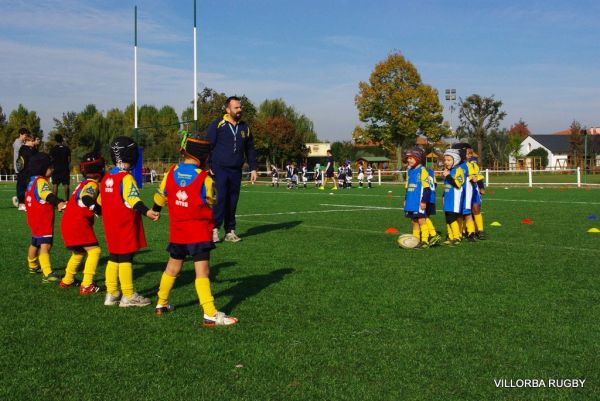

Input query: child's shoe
[80,284,102,295]
[119,293,151,308]
[28,266,41,274]
[155,304,175,316]
[104,291,122,306]
[59,279,82,288]
[203,311,238,327]
[42,272,60,283]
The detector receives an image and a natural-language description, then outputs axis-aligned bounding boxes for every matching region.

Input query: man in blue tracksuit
[206,96,257,243]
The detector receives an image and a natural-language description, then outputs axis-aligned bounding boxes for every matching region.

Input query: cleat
[466,234,477,242]
[476,231,487,240]
[42,272,60,283]
[429,234,442,247]
[318,186,324,190]
[18,204,26,211]
[155,304,175,316]
[104,291,122,306]
[224,231,241,243]
[212,228,220,243]
[119,293,151,308]
[80,284,102,295]
[12,196,19,208]
[59,279,82,288]
[28,266,42,274]
[203,311,238,327]
[443,239,462,247]
[413,241,429,250]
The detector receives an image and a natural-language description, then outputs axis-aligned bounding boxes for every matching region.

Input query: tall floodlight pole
[445,89,456,132]
[134,6,138,129]
[193,0,198,128]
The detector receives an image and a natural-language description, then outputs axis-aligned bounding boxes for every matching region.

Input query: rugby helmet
[180,130,211,168]
[80,152,105,179]
[404,148,425,165]
[443,149,461,168]
[28,152,53,177]
[110,136,139,166]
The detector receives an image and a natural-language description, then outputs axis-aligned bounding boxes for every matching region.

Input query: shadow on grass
[240,220,302,238]
[175,267,294,313]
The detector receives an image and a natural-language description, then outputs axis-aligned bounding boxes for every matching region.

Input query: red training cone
[521,218,533,225]
[385,227,399,234]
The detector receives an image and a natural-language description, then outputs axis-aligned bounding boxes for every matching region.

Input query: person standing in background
[12,128,28,208]
[50,134,71,198]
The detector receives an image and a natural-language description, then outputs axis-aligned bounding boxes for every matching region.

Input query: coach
[207,96,257,243]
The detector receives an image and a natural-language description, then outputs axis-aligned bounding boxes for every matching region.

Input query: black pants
[16,172,28,203]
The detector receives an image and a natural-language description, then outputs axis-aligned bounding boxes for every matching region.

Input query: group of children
[22,132,238,327]
[403,143,486,249]
[270,161,374,190]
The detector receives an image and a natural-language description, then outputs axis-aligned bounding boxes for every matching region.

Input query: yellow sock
[420,224,430,244]
[27,257,39,269]
[63,252,84,285]
[466,219,476,235]
[157,273,177,306]
[118,262,134,298]
[474,213,484,232]
[458,218,465,235]
[446,224,454,240]
[412,227,420,240]
[195,278,216,317]
[39,253,52,276]
[105,261,119,296]
[82,247,101,287]
[426,218,437,236]
[450,221,462,240]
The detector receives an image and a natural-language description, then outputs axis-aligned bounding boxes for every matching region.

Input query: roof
[356,156,390,162]
[530,135,570,154]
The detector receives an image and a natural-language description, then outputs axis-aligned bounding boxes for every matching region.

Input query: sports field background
[1,182,599,400]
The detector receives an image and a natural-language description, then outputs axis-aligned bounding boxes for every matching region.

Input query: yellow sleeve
[121,174,143,208]
[204,175,216,206]
[80,181,99,201]
[153,172,169,207]
[420,169,430,189]
[36,178,53,201]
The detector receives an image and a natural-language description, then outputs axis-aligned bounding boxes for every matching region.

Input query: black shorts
[52,172,70,185]
[67,243,99,253]
[405,211,427,219]
[426,203,436,216]
[167,241,215,261]
[31,236,53,247]
[326,169,334,178]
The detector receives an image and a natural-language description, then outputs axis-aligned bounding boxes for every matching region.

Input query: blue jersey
[404,165,430,213]
[458,161,473,215]
[443,166,465,213]
[426,167,436,205]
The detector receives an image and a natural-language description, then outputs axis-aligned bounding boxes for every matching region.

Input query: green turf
[1,182,599,400]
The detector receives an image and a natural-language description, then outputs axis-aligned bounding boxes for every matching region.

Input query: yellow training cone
[587,228,600,233]
[490,221,502,227]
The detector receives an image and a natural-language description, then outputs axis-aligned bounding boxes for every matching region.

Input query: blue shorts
[405,211,427,219]
[31,236,53,247]
[471,190,482,206]
[167,241,215,260]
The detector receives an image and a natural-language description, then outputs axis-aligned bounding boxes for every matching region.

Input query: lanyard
[228,123,238,153]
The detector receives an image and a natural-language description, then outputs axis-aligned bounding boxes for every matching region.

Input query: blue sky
[1,0,599,141]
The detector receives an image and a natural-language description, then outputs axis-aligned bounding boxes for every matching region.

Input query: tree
[253,116,308,167]
[256,99,317,143]
[330,141,358,164]
[484,128,510,169]
[0,105,9,172]
[355,52,445,166]
[181,87,228,133]
[526,147,549,169]
[569,120,584,168]
[1,105,41,171]
[508,119,530,141]
[456,94,506,163]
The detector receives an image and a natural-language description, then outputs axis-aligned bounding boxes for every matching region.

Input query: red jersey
[165,166,214,244]
[61,179,99,247]
[25,176,55,237]
[100,170,146,254]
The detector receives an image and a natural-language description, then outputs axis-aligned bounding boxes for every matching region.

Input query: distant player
[337,165,346,189]
[319,149,337,190]
[366,164,374,189]
[314,163,322,187]
[357,162,365,188]
[16,132,38,211]
[345,161,353,188]
[271,165,279,187]
[59,152,105,294]
[98,136,159,307]
[403,148,431,249]
[152,131,238,326]
[285,163,292,188]
[24,153,66,282]
[441,149,465,246]
[459,143,487,239]
[422,153,441,246]
[301,164,308,188]
[452,144,477,241]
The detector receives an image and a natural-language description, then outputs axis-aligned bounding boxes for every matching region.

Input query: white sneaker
[203,311,239,326]
[212,228,220,243]
[12,196,18,208]
[104,291,122,306]
[224,231,241,242]
[119,292,151,308]
[18,204,26,211]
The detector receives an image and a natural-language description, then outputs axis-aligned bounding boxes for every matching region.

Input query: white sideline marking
[236,208,378,217]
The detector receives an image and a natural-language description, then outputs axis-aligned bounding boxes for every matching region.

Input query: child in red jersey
[25,153,66,282]
[98,136,159,307]
[59,152,105,295]
[152,131,238,326]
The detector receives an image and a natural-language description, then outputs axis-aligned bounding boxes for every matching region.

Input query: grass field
[1,182,599,401]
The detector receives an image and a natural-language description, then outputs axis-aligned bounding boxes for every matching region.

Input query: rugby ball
[397,234,420,249]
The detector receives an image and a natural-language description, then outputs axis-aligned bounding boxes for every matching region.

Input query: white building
[511,135,570,170]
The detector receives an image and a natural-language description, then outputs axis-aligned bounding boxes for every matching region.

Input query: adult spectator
[206,96,257,243]
[16,132,38,210]
[12,128,28,207]
[50,134,71,198]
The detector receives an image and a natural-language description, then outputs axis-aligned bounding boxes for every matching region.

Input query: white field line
[236,208,380,218]
[240,190,600,206]
[237,218,600,254]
